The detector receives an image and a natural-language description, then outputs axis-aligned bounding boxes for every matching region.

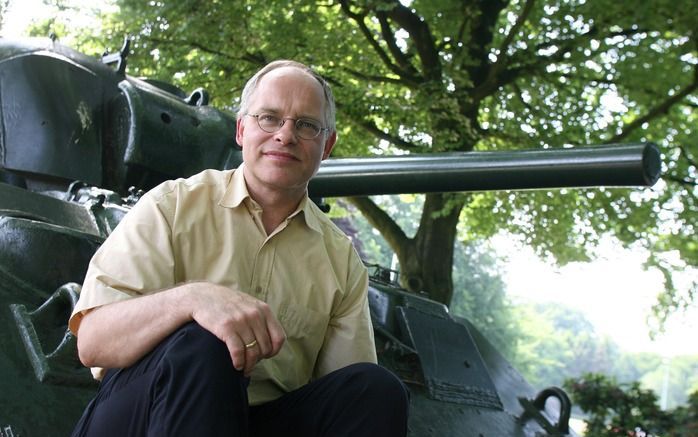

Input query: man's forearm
[76,284,194,369]
[76,281,286,375]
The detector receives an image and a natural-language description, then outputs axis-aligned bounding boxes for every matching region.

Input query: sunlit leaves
[46,0,698,316]
[566,372,698,435]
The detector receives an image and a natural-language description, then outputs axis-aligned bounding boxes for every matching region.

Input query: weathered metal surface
[0,182,101,236]
[11,283,93,386]
[519,387,572,436]
[0,216,101,436]
[0,37,239,194]
[399,306,503,409]
[310,143,660,197]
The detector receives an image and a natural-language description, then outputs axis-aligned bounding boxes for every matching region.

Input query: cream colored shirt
[69,165,376,405]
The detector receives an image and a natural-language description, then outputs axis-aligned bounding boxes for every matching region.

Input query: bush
[565,373,698,436]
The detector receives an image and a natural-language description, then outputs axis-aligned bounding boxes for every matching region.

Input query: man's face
[236,67,336,200]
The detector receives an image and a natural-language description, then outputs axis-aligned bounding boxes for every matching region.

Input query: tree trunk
[403,193,464,305]
[347,193,464,306]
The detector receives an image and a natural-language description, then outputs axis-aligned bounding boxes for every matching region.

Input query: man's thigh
[71,367,159,437]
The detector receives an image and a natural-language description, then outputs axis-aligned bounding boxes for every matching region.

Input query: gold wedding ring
[244,339,258,349]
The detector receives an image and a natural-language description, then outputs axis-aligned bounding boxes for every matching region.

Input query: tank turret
[0,38,660,436]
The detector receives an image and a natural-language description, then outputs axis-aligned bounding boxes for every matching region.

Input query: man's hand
[187,283,286,376]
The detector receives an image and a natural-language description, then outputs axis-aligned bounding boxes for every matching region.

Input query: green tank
[0,37,660,437]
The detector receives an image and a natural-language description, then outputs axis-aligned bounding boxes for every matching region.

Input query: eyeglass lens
[255,114,322,139]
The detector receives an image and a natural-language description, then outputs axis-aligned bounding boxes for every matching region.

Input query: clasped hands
[189,283,286,376]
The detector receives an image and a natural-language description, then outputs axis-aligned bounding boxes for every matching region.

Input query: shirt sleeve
[313,246,377,378]
[68,187,176,335]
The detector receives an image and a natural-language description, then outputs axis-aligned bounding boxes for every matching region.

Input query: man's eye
[259,114,279,123]
[297,120,319,130]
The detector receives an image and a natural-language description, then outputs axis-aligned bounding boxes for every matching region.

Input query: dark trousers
[71,322,409,437]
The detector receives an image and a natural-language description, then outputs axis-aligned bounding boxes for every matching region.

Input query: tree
[0,0,9,30]
[640,355,698,410]
[450,240,522,361]
[37,0,697,315]
[566,372,698,436]
[511,301,624,388]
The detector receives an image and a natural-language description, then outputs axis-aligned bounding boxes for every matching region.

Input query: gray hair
[237,60,336,133]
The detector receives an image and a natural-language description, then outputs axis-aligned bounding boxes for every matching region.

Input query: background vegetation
[4,0,696,433]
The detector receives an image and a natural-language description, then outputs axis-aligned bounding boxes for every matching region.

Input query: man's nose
[274,120,298,143]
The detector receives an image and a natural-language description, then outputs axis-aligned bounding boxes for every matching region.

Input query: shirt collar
[218,163,323,234]
[218,163,250,209]
[296,196,323,233]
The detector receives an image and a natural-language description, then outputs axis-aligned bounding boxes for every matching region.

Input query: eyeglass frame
[245,113,330,140]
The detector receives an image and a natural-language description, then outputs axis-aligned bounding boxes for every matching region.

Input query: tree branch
[336,103,424,152]
[533,26,646,54]
[485,0,535,88]
[376,12,419,77]
[345,196,410,258]
[665,175,697,187]
[338,0,419,84]
[144,36,266,65]
[611,68,698,142]
[472,24,646,102]
[341,66,409,86]
[381,2,441,82]
[463,0,509,86]
[557,71,617,86]
[512,80,535,113]
[453,9,469,60]
[678,144,697,169]
[663,145,698,188]
[495,0,535,62]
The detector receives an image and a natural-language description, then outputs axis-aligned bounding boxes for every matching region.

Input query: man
[69,60,409,436]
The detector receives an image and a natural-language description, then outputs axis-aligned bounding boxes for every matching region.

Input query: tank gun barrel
[309,142,661,197]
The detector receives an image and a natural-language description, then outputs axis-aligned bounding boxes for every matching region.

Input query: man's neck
[259,196,304,235]
[245,183,306,235]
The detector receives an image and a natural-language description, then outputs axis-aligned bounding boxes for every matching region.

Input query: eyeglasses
[246,113,328,140]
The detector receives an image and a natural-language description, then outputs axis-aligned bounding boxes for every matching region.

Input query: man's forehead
[259,66,320,88]
[250,67,325,113]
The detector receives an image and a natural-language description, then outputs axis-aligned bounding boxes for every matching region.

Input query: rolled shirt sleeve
[313,246,377,379]
[69,187,176,335]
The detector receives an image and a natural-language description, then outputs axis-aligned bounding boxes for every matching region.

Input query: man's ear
[322,131,337,160]
[236,118,245,147]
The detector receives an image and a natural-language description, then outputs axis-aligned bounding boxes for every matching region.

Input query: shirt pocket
[277,303,330,362]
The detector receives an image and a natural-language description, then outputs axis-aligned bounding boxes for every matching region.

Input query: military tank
[0,37,661,437]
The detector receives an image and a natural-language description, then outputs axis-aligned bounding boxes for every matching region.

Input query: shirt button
[255,286,262,294]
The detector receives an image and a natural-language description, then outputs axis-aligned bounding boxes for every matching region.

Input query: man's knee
[340,362,409,407]
[170,322,227,356]
[153,323,249,420]
[159,322,234,380]
[328,363,409,436]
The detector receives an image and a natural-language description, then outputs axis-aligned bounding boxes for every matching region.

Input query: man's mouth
[263,150,299,161]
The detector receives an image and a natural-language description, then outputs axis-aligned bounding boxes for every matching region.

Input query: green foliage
[505,300,698,413]
[511,302,624,388]
[640,355,698,410]
[31,0,698,316]
[450,241,521,361]
[566,373,698,436]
